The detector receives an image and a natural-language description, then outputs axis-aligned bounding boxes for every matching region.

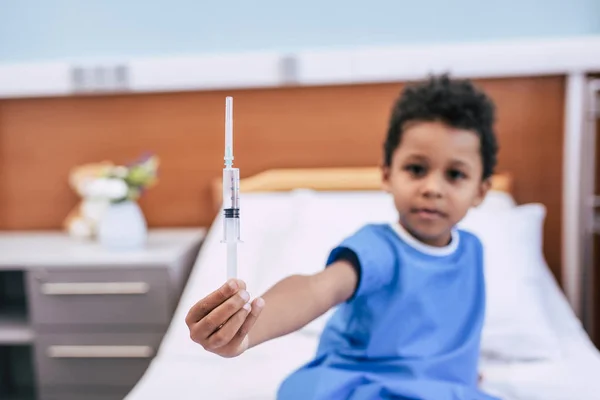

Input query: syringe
[222,96,241,280]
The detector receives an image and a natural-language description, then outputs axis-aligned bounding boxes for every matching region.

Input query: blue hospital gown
[277,223,500,400]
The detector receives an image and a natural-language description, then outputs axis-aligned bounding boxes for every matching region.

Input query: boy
[186,74,500,400]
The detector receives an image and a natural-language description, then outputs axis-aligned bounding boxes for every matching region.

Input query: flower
[76,153,160,204]
[84,178,129,200]
[112,166,129,179]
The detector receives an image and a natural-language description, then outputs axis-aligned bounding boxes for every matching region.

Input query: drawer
[27,268,172,327]
[34,332,162,388]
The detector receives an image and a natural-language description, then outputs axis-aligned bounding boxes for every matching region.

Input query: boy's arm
[248,260,358,348]
[186,259,358,358]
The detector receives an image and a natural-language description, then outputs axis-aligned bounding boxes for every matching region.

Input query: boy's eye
[447,169,466,181]
[404,164,426,177]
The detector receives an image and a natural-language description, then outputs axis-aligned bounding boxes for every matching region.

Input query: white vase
[97,200,148,250]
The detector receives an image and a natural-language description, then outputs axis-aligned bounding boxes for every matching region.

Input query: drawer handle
[41,282,150,295]
[47,345,154,359]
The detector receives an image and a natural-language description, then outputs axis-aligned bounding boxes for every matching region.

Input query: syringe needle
[225,96,233,167]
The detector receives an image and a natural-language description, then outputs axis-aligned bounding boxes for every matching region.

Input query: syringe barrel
[222,167,241,242]
[222,168,240,210]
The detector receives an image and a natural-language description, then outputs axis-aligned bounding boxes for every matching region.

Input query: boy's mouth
[411,207,446,219]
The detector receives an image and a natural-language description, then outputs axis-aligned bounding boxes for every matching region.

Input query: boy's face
[382,121,490,247]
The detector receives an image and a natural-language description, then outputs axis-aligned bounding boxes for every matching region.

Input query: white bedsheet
[126,191,600,400]
[125,333,318,399]
[126,263,600,400]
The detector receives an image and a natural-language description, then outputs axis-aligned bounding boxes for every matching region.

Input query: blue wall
[1,0,600,62]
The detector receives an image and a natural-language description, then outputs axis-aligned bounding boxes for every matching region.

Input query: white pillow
[270,189,517,333]
[458,204,560,361]
[459,203,545,280]
[478,190,517,209]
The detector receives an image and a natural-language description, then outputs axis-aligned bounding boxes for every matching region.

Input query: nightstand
[0,228,205,400]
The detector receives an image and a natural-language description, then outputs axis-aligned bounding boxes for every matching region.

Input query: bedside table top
[0,228,206,269]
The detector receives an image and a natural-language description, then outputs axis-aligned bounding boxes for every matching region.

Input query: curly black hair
[383,74,498,180]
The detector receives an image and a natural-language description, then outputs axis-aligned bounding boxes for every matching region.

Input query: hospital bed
[125,167,600,400]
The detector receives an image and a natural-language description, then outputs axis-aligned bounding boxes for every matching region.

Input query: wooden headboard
[0,76,565,283]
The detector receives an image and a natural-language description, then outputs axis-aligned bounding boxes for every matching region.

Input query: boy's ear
[472,177,492,207]
[381,165,392,193]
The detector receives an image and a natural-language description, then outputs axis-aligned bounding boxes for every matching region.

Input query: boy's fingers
[229,297,265,348]
[191,289,250,341]
[185,279,246,325]
[205,303,251,350]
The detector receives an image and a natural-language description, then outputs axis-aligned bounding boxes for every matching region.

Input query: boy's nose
[421,174,444,198]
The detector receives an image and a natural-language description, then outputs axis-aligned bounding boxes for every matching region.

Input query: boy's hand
[185,279,264,358]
